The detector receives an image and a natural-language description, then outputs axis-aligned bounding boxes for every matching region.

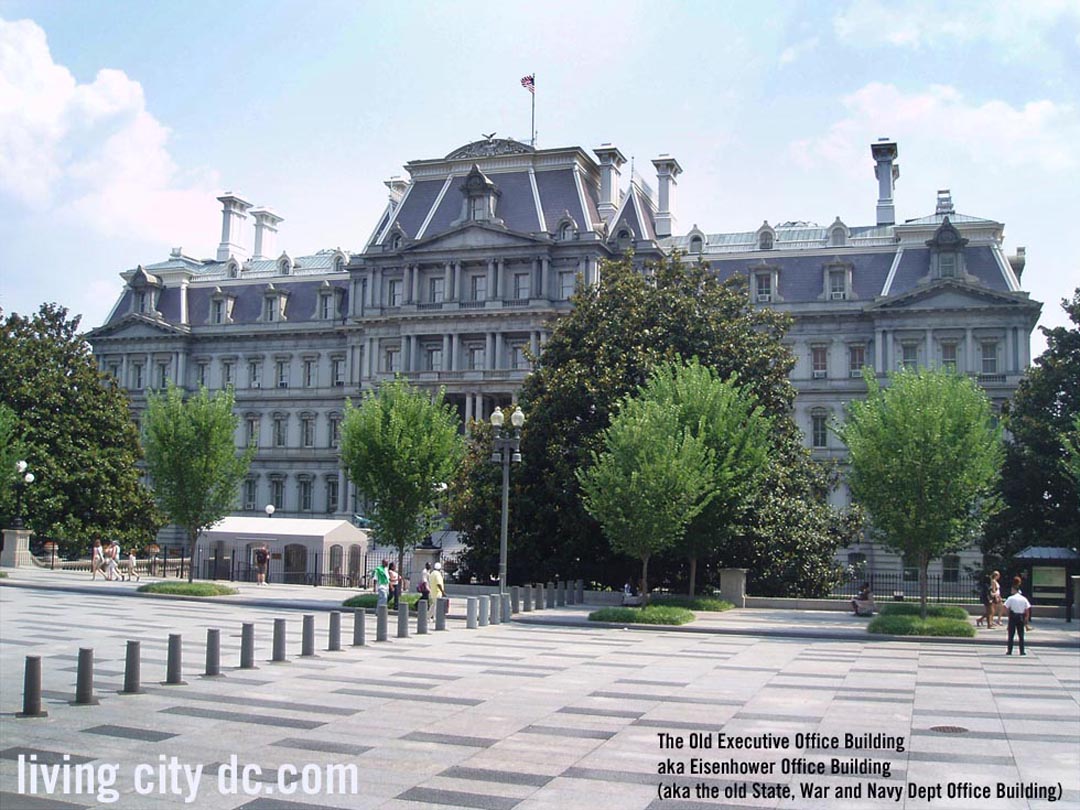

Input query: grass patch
[652,594,734,612]
[868,614,975,637]
[879,603,969,620]
[588,605,695,625]
[0,571,7,578]
[343,593,423,609]
[137,582,237,597]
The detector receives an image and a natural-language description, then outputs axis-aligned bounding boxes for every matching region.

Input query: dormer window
[278,254,292,275]
[559,223,574,241]
[316,281,343,320]
[822,261,853,301]
[830,229,846,247]
[460,164,500,223]
[334,254,347,273]
[759,232,773,250]
[926,217,968,281]
[390,234,402,251]
[689,236,703,254]
[136,291,149,313]
[755,273,772,302]
[939,253,957,278]
[262,285,287,322]
[617,228,632,251]
[128,266,161,316]
[210,288,234,324]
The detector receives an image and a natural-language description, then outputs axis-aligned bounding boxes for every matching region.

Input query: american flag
[520,74,535,94]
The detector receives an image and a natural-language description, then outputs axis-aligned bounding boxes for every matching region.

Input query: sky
[1,0,1078,357]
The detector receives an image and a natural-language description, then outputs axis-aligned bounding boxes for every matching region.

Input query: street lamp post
[12,461,34,530]
[489,406,525,594]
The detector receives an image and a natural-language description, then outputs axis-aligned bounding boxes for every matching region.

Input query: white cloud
[790,82,1080,175]
[778,37,820,67]
[0,17,219,245]
[834,0,1080,55]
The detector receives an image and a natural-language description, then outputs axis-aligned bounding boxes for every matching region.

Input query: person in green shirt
[373,559,390,607]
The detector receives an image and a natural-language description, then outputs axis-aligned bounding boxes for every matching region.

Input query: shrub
[138,582,237,597]
[652,594,734,612]
[343,593,423,609]
[879,603,969,620]
[867,615,975,637]
[588,605,695,625]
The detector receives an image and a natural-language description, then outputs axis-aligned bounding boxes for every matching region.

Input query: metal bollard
[535,582,545,610]
[240,623,256,669]
[566,580,576,605]
[489,593,500,624]
[478,595,489,627]
[557,580,566,606]
[576,579,585,604]
[272,618,288,663]
[164,635,186,686]
[376,605,388,641]
[397,602,409,638]
[328,611,342,651]
[204,629,223,677]
[120,640,144,694]
[417,600,429,634]
[435,597,448,631]
[353,609,366,646]
[502,593,512,623]
[511,586,520,614]
[18,656,47,717]
[75,648,99,704]
[523,584,533,612]
[546,582,555,608]
[466,597,478,629]
[301,614,316,657]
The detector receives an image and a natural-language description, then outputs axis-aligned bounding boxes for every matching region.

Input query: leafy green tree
[458,254,855,594]
[1065,414,1080,489]
[838,368,1003,617]
[640,361,772,595]
[577,395,716,598]
[0,404,24,521]
[0,304,161,549]
[340,379,463,570]
[446,421,503,582]
[142,384,253,581]
[985,289,1080,559]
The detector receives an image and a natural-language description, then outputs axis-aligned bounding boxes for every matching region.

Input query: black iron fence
[829,571,980,603]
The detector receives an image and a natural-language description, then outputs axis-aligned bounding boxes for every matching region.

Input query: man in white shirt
[1003,583,1032,656]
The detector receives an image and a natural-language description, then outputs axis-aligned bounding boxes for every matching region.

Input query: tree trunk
[641,555,650,604]
[919,554,929,620]
[688,556,698,597]
[187,529,197,583]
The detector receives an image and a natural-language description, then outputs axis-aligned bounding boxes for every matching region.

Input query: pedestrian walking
[103,542,119,581]
[124,549,141,582]
[388,562,401,610]
[989,570,1003,626]
[429,561,446,618]
[976,574,993,628]
[373,559,390,607]
[90,539,104,580]
[254,544,270,586]
[1004,581,1032,656]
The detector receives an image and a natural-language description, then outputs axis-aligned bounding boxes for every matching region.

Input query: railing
[458,301,486,309]
[829,571,980,603]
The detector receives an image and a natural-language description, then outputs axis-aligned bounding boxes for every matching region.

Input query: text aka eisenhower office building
[87,137,1041,577]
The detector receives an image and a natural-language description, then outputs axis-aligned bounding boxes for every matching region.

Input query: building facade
[87,136,1041,575]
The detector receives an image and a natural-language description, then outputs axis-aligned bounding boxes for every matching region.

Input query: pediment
[407,222,545,252]
[871,280,1031,312]
[85,314,188,340]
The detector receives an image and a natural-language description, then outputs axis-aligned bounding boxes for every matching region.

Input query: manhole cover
[929,725,968,734]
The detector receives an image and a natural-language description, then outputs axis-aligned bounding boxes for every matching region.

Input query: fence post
[523,585,533,612]
[489,593,500,624]
[511,586,520,614]
[534,583,545,611]
[501,593,511,623]
[18,656,47,717]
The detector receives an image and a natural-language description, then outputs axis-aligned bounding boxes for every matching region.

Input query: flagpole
[531,72,536,147]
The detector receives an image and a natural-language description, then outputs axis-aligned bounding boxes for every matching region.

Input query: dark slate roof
[962,245,1010,292]
[610,184,657,242]
[887,246,1008,296]
[422,180,463,237]
[710,251,895,302]
[157,287,183,322]
[492,171,541,233]
[181,280,350,327]
[107,290,134,325]
[535,169,588,233]
[388,179,446,240]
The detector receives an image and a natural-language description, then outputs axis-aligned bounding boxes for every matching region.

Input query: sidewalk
[3,566,1078,648]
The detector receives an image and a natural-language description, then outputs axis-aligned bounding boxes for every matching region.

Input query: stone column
[411,265,421,303]
[465,394,474,424]
[442,334,451,369]
[473,393,484,423]
[487,259,497,300]
[964,328,974,374]
[531,332,540,359]
[453,262,463,301]
[444,263,452,300]
[540,256,550,299]
[494,333,504,370]
[719,568,747,608]
[0,529,33,567]
[486,333,495,369]
[925,328,933,366]
[449,334,458,371]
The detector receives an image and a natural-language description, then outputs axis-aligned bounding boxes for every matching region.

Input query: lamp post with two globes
[489,406,525,594]
[11,460,34,530]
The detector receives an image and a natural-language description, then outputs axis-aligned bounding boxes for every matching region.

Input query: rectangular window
[155,362,168,389]
[212,300,224,324]
[939,253,957,278]
[299,479,313,512]
[941,342,957,372]
[196,363,208,388]
[136,291,148,313]
[981,341,998,374]
[132,363,144,390]
[430,277,444,303]
[901,343,918,370]
[246,417,259,447]
[107,363,120,382]
[248,361,261,388]
[326,479,339,513]
[264,298,277,322]
[243,479,256,511]
[303,359,315,388]
[388,279,403,307]
[468,346,485,370]
[942,555,960,583]
[559,272,575,300]
[271,479,284,510]
[332,357,345,386]
[755,273,772,302]
[811,345,828,379]
[829,270,847,300]
[276,360,288,389]
[811,413,828,449]
[470,275,486,301]
[319,295,333,320]
[511,345,528,370]
[301,416,315,448]
[848,345,865,377]
[273,416,287,448]
[329,416,341,449]
[513,273,530,300]
[385,349,400,373]
[427,347,442,371]
[222,361,234,387]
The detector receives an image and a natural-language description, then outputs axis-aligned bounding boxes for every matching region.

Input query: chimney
[651,154,682,239]
[216,193,253,261]
[250,208,284,260]
[871,138,899,226]
[593,144,627,223]
[385,176,409,211]
[935,189,954,216]
[1009,246,1026,280]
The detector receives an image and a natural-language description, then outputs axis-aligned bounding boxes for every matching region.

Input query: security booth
[1012,547,1080,608]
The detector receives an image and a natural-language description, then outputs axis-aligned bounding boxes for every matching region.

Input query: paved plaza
[0,575,1078,810]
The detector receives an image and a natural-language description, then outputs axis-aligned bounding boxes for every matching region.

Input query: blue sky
[1,0,1078,355]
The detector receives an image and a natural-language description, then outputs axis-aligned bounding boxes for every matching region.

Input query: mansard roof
[609,182,657,242]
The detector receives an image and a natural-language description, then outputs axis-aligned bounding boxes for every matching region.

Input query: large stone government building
[87,136,1041,576]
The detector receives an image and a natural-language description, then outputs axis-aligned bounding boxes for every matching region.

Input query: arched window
[390,234,402,251]
[617,229,632,250]
[759,231,774,250]
[559,223,574,242]
[689,235,703,254]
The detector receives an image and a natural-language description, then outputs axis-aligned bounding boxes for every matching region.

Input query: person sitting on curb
[852,582,876,616]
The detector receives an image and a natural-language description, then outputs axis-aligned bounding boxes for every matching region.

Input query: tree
[577,395,716,598]
[838,368,1003,617]
[0,304,161,549]
[639,360,772,595]
[340,379,463,570]
[446,420,503,582]
[0,404,23,521]
[985,289,1080,560]
[142,384,253,581]
[1065,415,1080,490]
